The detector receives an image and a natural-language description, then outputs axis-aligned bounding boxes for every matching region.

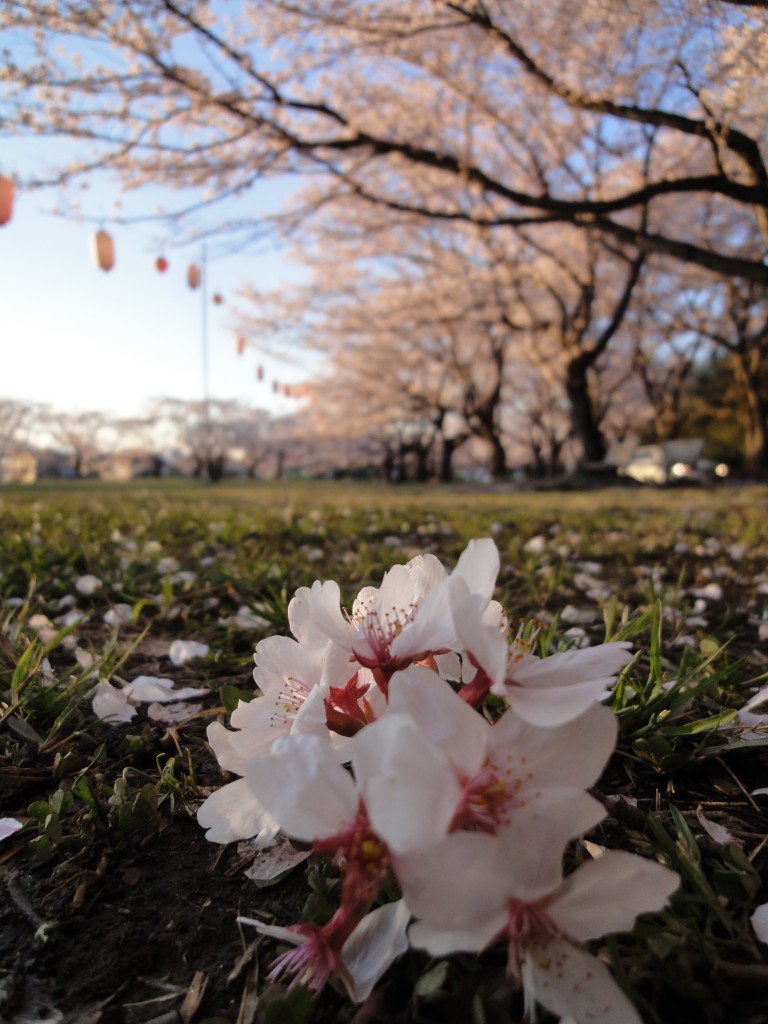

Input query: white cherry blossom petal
[245,733,358,842]
[0,817,24,841]
[339,899,411,1002]
[75,574,102,595]
[488,703,617,791]
[124,675,209,703]
[510,643,633,689]
[408,915,505,957]
[147,701,202,723]
[197,777,280,844]
[168,639,209,664]
[92,680,137,723]
[451,581,507,685]
[387,665,488,775]
[504,677,614,726]
[522,937,642,1024]
[452,538,500,603]
[548,851,680,942]
[395,830,503,927]
[751,903,768,944]
[353,712,461,853]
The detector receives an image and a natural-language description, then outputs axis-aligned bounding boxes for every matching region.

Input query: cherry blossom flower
[241,733,406,999]
[451,581,632,724]
[351,666,617,853]
[200,543,501,848]
[197,635,329,847]
[405,800,678,1024]
[193,535,680,1014]
[198,585,384,845]
[306,540,500,694]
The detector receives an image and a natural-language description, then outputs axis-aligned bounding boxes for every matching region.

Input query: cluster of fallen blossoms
[198,539,680,1023]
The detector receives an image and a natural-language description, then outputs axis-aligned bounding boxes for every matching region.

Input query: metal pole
[201,242,210,465]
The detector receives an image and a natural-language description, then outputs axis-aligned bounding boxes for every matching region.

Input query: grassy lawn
[1,479,768,1024]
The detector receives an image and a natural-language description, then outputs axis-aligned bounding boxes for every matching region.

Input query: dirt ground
[2,769,313,1024]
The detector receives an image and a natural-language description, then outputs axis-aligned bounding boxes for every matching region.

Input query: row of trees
[2,1,767,478]
[0,399,279,481]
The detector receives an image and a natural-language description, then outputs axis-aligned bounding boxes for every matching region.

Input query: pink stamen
[449,766,510,832]
[267,922,342,993]
[268,677,312,729]
[506,899,557,980]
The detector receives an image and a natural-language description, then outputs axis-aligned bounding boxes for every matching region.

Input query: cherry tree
[622,270,709,444]
[0,399,39,459]
[684,279,768,471]
[1,1,765,283]
[42,409,110,478]
[3,1,765,468]
[239,211,561,479]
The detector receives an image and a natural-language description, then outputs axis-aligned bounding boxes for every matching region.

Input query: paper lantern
[155,256,169,273]
[272,380,279,393]
[213,292,224,305]
[0,176,13,226]
[257,365,264,381]
[237,336,246,355]
[92,229,115,271]
[187,263,201,289]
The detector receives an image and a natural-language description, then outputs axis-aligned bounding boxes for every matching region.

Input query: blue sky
[1,9,320,425]
[2,145,310,423]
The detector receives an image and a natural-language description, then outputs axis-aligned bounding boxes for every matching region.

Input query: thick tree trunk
[414,441,431,482]
[487,433,507,479]
[548,437,566,477]
[381,446,395,482]
[740,383,768,475]
[206,454,225,483]
[565,356,607,464]
[439,437,458,483]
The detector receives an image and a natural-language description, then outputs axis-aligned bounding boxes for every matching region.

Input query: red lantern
[257,365,264,381]
[92,229,115,272]
[155,256,169,273]
[187,263,201,289]
[0,176,13,226]
[237,336,246,355]
[213,292,223,305]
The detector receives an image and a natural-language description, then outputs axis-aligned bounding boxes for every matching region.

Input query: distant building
[0,452,38,484]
